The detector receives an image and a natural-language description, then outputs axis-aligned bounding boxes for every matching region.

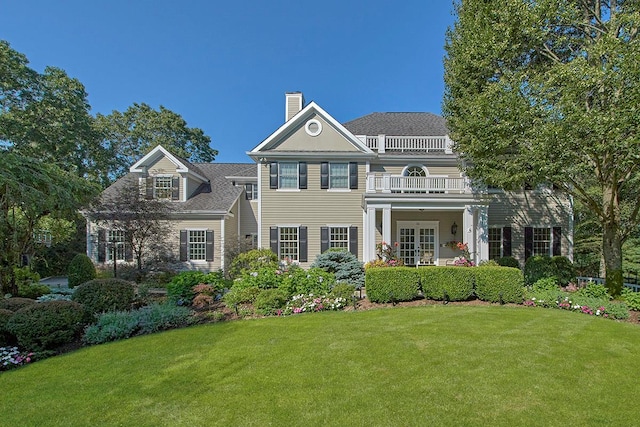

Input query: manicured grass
[2,305,640,426]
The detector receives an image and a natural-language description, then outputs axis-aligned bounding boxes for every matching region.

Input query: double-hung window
[279,227,299,261]
[329,226,349,249]
[278,163,298,189]
[532,227,551,257]
[107,230,126,262]
[188,230,207,261]
[154,176,173,199]
[329,163,349,189]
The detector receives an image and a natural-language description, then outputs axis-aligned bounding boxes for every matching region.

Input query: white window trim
[305,119,322,137]
[532,226,553,257]
[328,162,350,191]
[278,162,299,190]
[327,224,351,251]
[186,228,208,263]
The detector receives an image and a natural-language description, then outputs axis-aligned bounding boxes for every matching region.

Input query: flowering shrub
[278,294,347,315]
[452,257,475,267]
[524,291,628,320]
[1,346,34,371]
[279,267,335,297]
[365,242,404,268]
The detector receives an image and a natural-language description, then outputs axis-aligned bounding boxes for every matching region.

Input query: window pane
[329,163,348,189]
[488,228,502,260]
[189,230,206,260]
[330,227,349,249]
[107,230,125,261]
[279,163,298,189]
[279,227,298,261]
[155,176,173,199]
[533,227,551,256]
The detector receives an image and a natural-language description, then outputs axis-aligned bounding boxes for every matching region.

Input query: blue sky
[1,0,456,163]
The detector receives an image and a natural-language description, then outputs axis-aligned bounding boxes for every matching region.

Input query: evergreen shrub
[366,267,420,303]
[72,279,135,315]
[474,266,524,303]
[551,256,577,286]
[0,308,15,346]
[67,254,96,288]
[496,256,520,269]
[82,303,194,345]
[311,249,365,289]
[6,301,89,351]
[0,298,37,312]
[524,256,555,286]
[418,267,475,301]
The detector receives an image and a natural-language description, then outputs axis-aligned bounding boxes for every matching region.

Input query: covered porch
[363,197,489,266]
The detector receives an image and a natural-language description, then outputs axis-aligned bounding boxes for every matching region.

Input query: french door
[397,221,439,266]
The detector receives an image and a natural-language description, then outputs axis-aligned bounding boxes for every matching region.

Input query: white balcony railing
[361,135,453,154]
[366,173,469,194]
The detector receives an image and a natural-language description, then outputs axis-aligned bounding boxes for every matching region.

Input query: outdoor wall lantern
[451,222,458,237]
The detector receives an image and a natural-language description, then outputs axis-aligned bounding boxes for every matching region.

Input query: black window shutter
[146,177,154,200]
[349,226,358,257]
[179,230,188,261]
[270,226,279,256]
[245,184,252,200]
[349,162,358,189]
[320,162,329,189]
[172,176,180,200]
[299,162,307,189]
[552,227,562,256]
[97,229,106,262]
[524,227,533,260]
[206,231,214,261]
[320,227,329,253]
[269,162,278,189]
[502,227,512,257]
[299,226,308,262]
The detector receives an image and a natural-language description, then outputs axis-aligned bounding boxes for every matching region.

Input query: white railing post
[378,134,386,153]
[382,173,391,193]
[445,135,453,154]
[366,173,375,193]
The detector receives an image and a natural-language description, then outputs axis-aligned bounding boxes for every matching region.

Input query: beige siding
[272,114,362,152]
[260,162,365,268]
[239,197,258,236]
[148,156,179,174]
[171,218,223,271]
[488,191,573,262]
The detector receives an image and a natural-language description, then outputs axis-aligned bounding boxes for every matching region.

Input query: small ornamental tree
[67,253,96,288]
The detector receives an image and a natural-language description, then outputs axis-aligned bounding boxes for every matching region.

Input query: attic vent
[305,119,322,137]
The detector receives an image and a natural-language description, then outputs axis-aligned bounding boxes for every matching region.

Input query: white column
[476,206,488,264]
[382,206,392,246]
[378,134,386,153]
[364,207,377,261]
[463,206,474,258]
[220,218,226,270]
[382,173,391,193]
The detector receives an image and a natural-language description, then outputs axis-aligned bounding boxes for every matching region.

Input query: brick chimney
[285,92,304,122]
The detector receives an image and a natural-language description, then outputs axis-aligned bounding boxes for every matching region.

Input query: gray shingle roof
[343,112,449,136]
[102,163,256,213]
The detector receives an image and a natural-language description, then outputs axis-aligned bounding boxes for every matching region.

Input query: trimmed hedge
[72,279,135,315]
[0,297,37,312]
[6,301,89,351]
[0,308,15,346]
[67,253,97,288]
[475,266,524,303]
[418,267,475,301]
[366,267,420,303]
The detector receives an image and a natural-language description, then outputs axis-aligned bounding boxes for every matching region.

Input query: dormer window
[145,176,180,200]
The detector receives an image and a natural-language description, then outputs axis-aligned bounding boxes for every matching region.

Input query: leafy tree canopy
[95,103,218,182]
[444,0,640,294]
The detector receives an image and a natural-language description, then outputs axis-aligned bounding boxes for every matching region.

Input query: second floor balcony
[366,173,470,194]
[361,135,454,154]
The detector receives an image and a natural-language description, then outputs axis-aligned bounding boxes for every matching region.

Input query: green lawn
[2,305,640,426]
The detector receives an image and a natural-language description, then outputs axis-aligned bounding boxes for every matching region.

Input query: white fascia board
[130,145,208,182]
[248,101,375,155]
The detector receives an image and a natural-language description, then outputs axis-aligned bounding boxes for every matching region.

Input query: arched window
[403,165,427,193]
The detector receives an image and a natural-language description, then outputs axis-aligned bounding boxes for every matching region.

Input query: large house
[86,92,573,271]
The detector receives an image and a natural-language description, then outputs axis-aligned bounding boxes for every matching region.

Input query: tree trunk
[602,221,623,296]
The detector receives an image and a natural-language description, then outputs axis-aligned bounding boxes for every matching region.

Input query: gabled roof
[248,101,375,158]
[343,112,449,136]
[130,145,209,182]
[104,163,256,214]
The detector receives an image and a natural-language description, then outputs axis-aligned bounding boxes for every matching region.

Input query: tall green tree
[444,0,640,295]
[95,103,217,182]
[0,152,97,294]
[0,40,106,183]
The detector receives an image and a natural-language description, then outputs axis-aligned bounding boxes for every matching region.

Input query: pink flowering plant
[524,290,629,320]
[1,346,35,371]
[278,293,347,316]
[365,241,404,268]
